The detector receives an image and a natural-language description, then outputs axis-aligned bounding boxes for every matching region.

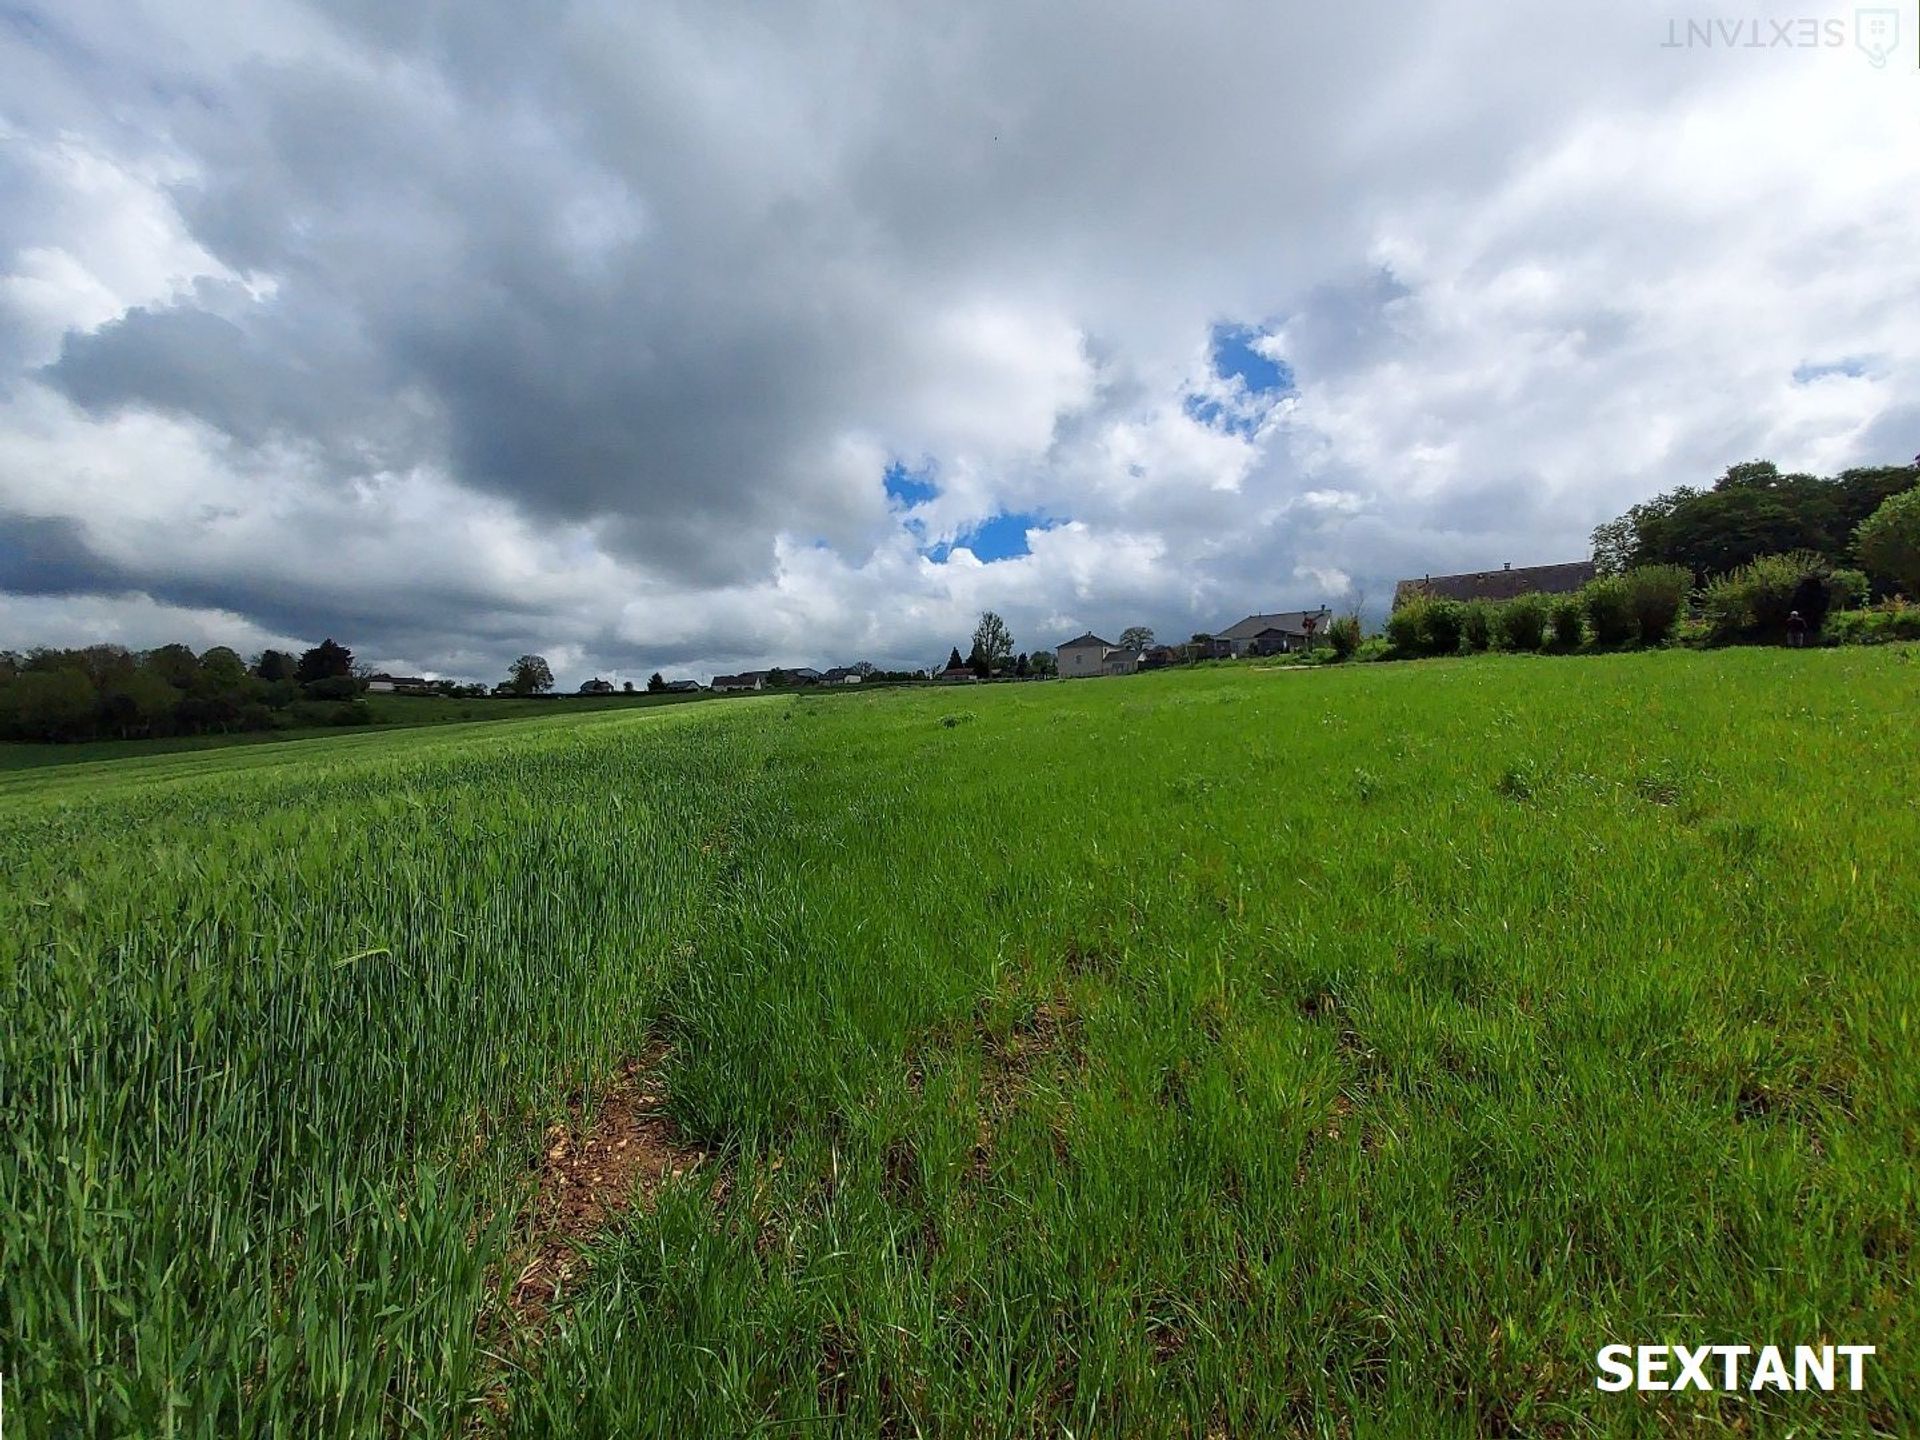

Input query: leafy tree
[508,654,555,695]
[647,672,665,692]
[255,649,297,682]
[101,665,177,737]
[1015,652,1030,677]
[1856,487,1920,598]
[1592,458,1919,580]
[295,638,355,686]
[972,611,1013,673]
[11,669,97,740]
[852,661,876,678]
[1327,614,1363,660]
[623,680,636,693]
[1119,626,1154,651]
[198,646,250,689]
[1027,649,1057,677]
[146,642,203,689]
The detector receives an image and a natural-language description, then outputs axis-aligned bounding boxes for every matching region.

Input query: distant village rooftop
[1392,560,1596,610]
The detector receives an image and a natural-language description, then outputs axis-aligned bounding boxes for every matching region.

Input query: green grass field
[3,649,1915,1436]
[0,687,719,773]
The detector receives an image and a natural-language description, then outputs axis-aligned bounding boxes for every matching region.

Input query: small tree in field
[508,655,554,695]
[1119,626,1153,651]
[647,672,665,692]
[1327,614,1363,660]
[972,611,1013,674]
[1857,487,1920,598]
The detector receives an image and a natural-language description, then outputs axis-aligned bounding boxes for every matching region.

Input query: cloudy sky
[2,1,1916,684]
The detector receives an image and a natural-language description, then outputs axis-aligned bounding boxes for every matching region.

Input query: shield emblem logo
[1855,7,1900,66]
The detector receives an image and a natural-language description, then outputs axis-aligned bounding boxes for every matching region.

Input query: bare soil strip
[507,1048,709,1325]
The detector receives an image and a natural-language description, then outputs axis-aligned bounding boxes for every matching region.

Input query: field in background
[0,685,721,772]
[3,650,1915,1436]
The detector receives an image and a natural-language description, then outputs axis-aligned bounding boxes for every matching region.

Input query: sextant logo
[1595,1344,1876,1393]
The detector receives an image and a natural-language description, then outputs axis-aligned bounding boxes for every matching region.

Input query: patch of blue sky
[1791,356,1873,384]
[1211,322,1294,394]
[920,509,1051,562]
[883,460,938,506]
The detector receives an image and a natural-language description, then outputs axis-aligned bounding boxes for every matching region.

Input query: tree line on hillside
[1589,459,1917,584]
[0,638,380,743]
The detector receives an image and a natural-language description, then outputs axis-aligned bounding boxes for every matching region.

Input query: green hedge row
[1375,555,1891,661]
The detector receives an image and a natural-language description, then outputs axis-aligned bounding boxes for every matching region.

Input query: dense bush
[1855,485,1920,598]
[1824,601,1920,646]
[1581,576,1636,646]
[1549,595,1585,650]
[1385,598,1471,658]
[1497,593,1548,652]
[1421,600,1467,656]
[1623,564,1691,643]
[1701,551,1840,642]
[1384,601,1428,656]
[1829,568,1870,612]
[1461,600,1497,652]
[1327,614,1363,660]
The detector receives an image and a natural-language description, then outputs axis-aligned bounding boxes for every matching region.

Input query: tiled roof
[1392,561,1595,608]
[1216,610,1330,641]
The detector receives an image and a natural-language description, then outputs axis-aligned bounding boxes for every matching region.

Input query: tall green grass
[3,651,1915,1436]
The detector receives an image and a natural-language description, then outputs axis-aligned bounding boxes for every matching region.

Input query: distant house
[367,673,435,695]
[936,660,975,682]
[1057,632,1115,678]
[661,679,702,693]
[786,667,825,685]
[579,677,616,694]
[711,672,765,693]
[1215,610,1332,657]
[1140,645,1181,670]
[822,667,864,684]
[1392,560,1595,610]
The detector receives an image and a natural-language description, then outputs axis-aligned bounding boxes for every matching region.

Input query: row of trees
[941,612,1060,679]
[1590,458,1919,589]
[0,638,371,743]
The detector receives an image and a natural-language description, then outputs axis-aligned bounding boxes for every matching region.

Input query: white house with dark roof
[1056,632,1113,678]
[1056,632,1147,678]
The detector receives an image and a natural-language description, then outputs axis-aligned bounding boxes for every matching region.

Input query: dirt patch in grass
[507,1048,712,1325]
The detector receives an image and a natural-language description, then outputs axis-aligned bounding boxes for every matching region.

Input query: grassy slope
[2,650,1915,1437]
[0,687,718,772]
